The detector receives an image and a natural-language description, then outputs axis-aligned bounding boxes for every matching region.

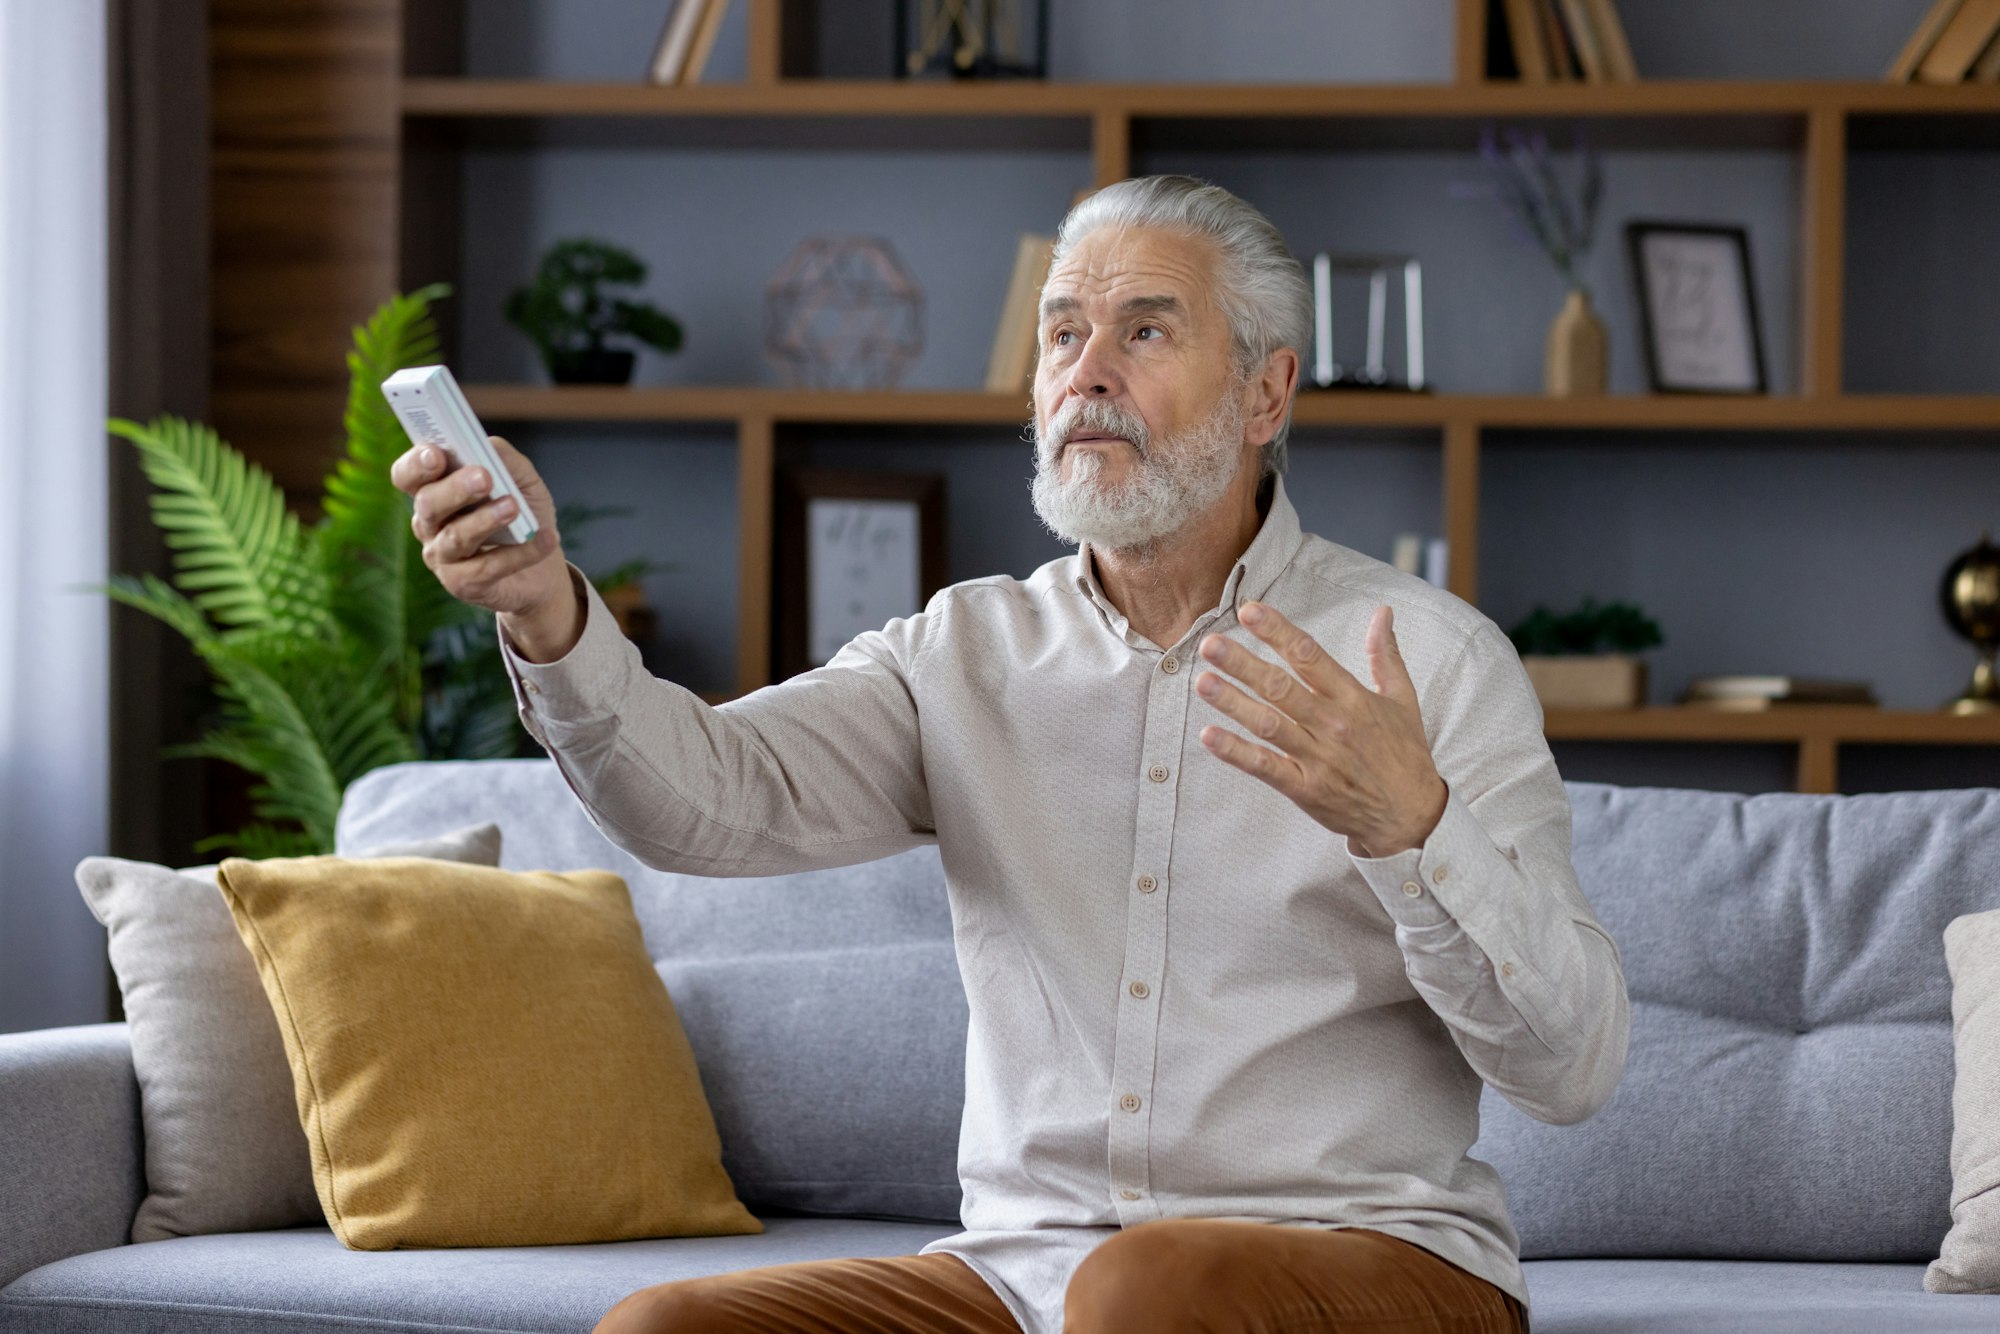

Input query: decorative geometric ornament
[763,236,926,390]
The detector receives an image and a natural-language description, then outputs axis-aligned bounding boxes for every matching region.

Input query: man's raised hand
[1194,601,1447,858]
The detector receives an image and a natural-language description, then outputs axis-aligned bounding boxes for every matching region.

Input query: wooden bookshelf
[359,0,2000,791]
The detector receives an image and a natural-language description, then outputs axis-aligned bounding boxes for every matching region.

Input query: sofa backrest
[337,762,2000,1255]
[1474,780,2000,1262]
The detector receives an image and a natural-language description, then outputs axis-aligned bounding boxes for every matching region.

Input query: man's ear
[1243,346,1300,446]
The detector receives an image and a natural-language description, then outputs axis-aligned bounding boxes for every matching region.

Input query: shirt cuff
[1349,782,1501,932]
[496,559,640,741]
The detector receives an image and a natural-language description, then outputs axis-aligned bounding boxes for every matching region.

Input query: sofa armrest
[0,1023,143,1288]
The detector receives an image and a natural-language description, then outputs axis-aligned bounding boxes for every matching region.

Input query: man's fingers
[433,496,521,564]
[1198,724,1305,798]
[1240,602,1362,699]
[1367,604,1420,707]
[1198,633,1311,716]
[1194,670,1312,754]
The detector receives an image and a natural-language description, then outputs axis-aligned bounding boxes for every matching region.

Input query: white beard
[1029,384,1248,556]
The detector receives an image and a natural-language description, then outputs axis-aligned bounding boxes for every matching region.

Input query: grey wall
[453,0,1999,792]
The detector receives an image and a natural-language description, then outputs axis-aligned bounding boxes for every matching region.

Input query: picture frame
[774,468,947,681]
[1625,222,1768,395]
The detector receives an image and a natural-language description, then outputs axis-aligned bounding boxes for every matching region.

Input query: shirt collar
[1070,471,1305,648]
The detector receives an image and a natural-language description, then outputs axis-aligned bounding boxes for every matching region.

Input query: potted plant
[504,238,684,385]
[83,282,647,858]
[1457,124,1607,396]
[1506,598,1663,710]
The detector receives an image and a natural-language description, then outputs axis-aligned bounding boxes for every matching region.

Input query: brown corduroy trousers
[591,1218,1530,1333]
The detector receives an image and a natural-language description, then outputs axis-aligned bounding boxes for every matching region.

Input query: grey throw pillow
[75,821,503,1243]
[1928,908,2000,1293]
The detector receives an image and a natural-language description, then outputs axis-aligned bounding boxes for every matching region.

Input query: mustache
[1038,399,1151,460]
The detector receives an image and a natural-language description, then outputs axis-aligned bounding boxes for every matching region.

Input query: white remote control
[381,365,539,547]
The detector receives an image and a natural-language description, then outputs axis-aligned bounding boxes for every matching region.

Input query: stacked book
[1681,676,1880,711]
[1887,0,2000,83]
[1492,0,1638,84]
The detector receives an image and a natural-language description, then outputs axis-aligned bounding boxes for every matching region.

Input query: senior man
[394,173,1627,1334]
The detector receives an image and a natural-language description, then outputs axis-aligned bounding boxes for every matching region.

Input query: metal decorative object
[894,0,1049,79]
[763,236,925,390]
[1308,252,1427,391]
[1942,532,2000,715]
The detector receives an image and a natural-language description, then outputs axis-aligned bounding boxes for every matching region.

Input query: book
[1890,0,1968,80]
[984,234,1055,395]
[646,0,710,85]
[1917,0,2000,83]
[1535,0,1579,81]
[1559,0,1609,83]
[1502,0,1552,83]
[1584,0,1639,81]
[682,0,731,85]
[1683,675,1877,704]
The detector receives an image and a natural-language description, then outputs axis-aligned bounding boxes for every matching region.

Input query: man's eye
[1135,325,1161,340]
[1053,330,1075,346]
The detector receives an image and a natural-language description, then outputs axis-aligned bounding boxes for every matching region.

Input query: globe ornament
[1941,532,2000,715]
[763,236,925,390]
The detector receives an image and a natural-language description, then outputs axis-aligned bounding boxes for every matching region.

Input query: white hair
[1048,174,1311,476]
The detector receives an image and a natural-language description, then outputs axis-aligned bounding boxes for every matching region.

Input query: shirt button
[1119,1189,1141,1200]
[1137,875,1158,893]
[525,680,542,694]
[1432,865,1449,885]
[1128,980,1149,998]
[1501,961,1517,978]
[1148,764,1169,783]
[1161,655,1180,674]
[1400,880,1423,898]
[1120,1093,1141,1112]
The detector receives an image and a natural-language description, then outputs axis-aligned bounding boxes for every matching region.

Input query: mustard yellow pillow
[214,853,762,1250]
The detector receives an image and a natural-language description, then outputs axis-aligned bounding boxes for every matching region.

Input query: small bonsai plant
[504,238,684,385]
[1507,598,1664,657]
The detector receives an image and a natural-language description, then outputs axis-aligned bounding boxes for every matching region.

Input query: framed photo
[1625,222,1768,395]
[774,468,947,681]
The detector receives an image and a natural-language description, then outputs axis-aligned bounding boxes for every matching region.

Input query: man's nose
[1065,330,1123,398]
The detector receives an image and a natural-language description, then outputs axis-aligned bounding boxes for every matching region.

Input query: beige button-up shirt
[497,473,1629,1334]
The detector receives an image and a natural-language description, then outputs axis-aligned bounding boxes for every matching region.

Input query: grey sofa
[5,761,2000,1333]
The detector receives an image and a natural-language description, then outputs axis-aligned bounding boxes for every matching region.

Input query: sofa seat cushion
[1520,1258,2000,1332]
[0,1217,961,1334]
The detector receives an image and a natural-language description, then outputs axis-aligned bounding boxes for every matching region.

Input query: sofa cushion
[73,823,503,1244]
[335,760,967,1223]
[1473,782,2000,1262]
[662,940,966,1222]
[1929,907,2000,1293]
[215,854,761,1250]
[0,1217,961,1334]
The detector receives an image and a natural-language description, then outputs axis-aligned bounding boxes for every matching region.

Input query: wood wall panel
[210,0,402,504]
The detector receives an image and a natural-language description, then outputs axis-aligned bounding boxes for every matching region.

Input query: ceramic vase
[1545,288,1607,396]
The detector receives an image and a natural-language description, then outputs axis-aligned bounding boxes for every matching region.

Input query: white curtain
[0,0,110,1033]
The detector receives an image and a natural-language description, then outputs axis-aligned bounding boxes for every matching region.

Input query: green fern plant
[80,283,633,859]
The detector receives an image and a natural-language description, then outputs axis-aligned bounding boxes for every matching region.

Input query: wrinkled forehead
[1038,223,1224,326]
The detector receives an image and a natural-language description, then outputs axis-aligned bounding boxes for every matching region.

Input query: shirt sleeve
[498,558,936,877]
[1345,617,1631,1126]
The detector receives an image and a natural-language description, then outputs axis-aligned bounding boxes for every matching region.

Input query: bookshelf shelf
[1542,706,2000,745]
[401,78,2000,122]
[463,385,2000,434]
